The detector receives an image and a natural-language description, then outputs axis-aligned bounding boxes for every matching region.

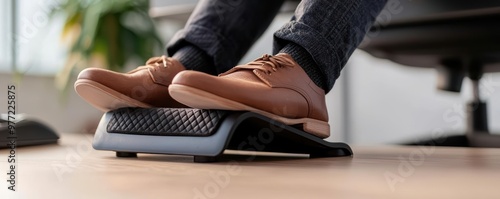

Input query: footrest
[93,108,352,162]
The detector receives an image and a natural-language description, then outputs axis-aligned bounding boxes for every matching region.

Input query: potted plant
[51,0,163,91]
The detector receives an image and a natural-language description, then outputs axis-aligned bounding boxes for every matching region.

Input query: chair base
[404,133,500,147]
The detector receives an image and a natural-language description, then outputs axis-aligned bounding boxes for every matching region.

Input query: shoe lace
[127,56,169,74]
[145,55,169,68]
[247,54,295,75]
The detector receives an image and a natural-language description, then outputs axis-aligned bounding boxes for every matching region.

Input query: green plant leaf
[50,0,163,93]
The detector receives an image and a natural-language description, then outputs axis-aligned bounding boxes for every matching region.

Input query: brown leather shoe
[169,53,330,138]
[75,56,186,111]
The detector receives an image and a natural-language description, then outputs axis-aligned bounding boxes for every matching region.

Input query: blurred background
[1,0,499,145]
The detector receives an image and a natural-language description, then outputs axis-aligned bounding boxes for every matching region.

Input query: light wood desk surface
[1,134,500,199]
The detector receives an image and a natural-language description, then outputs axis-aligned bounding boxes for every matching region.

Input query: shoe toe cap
[172,70,213,86]
[77,68,113,80]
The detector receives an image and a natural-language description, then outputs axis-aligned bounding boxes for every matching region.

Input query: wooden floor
[1,134,500,199]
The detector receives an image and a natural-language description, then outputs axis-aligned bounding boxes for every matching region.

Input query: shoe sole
[74,79,152,112]
[169,84,330,138]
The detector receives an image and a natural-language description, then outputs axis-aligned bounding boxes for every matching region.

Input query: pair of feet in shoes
[75,54,330,138]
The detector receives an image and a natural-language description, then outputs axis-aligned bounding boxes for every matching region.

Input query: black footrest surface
[107,108,227,136]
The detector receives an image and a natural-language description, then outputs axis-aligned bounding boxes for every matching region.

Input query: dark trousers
[166,0,387,92]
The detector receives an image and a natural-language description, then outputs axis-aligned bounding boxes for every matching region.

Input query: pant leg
[273,0,387,92]
[167,0,285,74]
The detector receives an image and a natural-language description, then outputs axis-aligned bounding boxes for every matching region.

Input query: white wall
[0,74,103,135]
[348,51,500,144]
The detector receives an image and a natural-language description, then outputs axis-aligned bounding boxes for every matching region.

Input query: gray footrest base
[92,108,352,162]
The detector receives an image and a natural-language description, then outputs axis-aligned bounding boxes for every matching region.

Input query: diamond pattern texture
[106,108,228,136]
